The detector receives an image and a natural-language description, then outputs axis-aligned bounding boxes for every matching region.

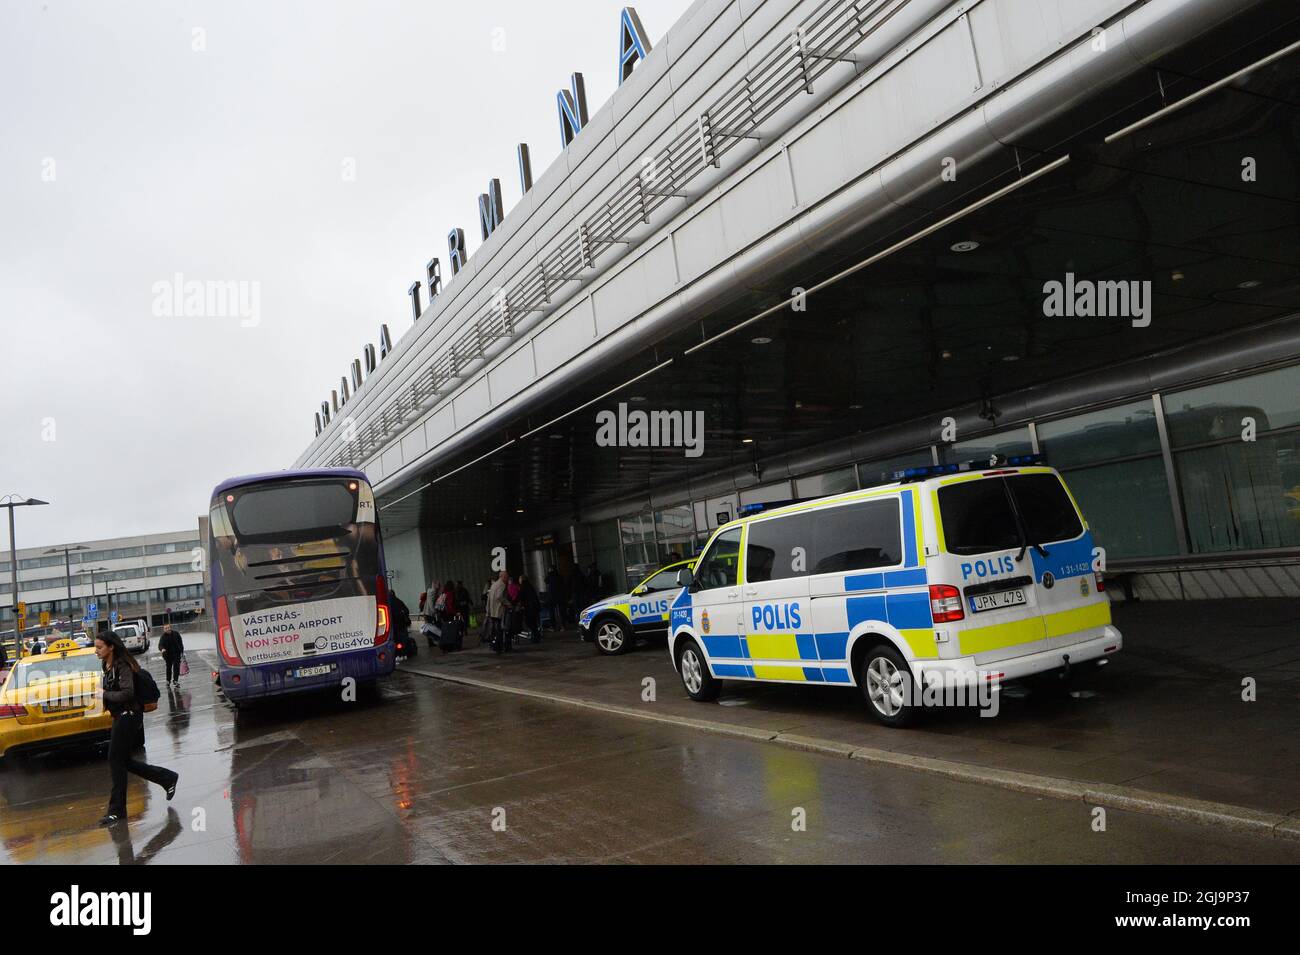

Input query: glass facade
[1165,365,1300,554]
[1037,400,1178,560]
[605,362,1300,583]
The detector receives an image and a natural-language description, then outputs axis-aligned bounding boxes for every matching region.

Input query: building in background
[0,524,206,635]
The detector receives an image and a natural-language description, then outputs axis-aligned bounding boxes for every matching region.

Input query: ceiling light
[549,433,564,439]
[941,349,953,360]
[1001,354,1020,362]
[1238,280,1261,289]
[515,508,524,513]
[1171,270,1185,282]
[750,336,772,345]
[849,404,862,410]
[741,437,754,444]
[628,395,647,402]
[950,240,979,253]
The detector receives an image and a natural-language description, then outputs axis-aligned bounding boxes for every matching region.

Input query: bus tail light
[929,584,965,623]
[216,596,243,666]
[375,575,391,645]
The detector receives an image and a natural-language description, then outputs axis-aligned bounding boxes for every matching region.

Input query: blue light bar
[893,453,1046,482]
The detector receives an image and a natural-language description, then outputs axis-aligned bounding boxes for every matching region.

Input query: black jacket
[101,654,139,717]
[159,630,184,659]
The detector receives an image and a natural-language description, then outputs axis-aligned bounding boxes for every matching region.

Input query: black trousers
[107,712,175,815]
[164,656,180,683]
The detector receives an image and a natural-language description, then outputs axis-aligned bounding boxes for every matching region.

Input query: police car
[578,558,696,655]
[668,457,1122,726]
[0,638,112,759]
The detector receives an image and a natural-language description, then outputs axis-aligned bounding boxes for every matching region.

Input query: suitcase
[438,617,463,652]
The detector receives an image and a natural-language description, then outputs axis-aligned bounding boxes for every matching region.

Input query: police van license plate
[970,588,1027,613]
[293,663,335,679]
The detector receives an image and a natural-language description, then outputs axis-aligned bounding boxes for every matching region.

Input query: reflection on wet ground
[3,634,1298,864]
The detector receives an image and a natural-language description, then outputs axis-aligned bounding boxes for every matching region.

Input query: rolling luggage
[438,616,463,652]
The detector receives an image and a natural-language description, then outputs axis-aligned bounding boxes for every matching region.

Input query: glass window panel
[693,528,742,590]
[1037,400,1161,468]
[940,427,1033,465]
[794,467,856,498]
[1175,432,1300,553]
[1061,459,1178,559]
[858,450,934,488]
[1166,365,1300,447]
[739,481,792,507]
[654,505,694,563]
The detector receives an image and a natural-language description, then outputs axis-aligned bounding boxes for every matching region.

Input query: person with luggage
[391,591,415,658]
[434,581,463,652]
[159,623,185,686]
[487,570,511,653]
[94,621,177,827]
[518,574,542,643]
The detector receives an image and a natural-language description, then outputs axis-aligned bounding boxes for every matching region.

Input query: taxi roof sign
[44,638,82,655]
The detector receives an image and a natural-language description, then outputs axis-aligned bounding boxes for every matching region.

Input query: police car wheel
[594,619,632,655]
[677,639,720,702]
[859,644,917,727]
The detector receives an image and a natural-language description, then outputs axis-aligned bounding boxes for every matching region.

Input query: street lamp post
[2,494,50,661]
[45,544,88,628]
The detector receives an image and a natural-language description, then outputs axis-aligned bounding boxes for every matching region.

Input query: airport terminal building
[293,0,1300,602]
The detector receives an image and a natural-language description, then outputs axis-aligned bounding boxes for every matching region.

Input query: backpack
[133,666,161,713]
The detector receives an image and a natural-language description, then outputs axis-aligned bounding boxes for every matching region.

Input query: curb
[403,665,1300,842]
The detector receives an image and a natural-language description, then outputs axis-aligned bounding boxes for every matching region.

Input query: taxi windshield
[10,655,101,690]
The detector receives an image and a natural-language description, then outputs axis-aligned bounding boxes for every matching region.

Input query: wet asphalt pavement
[3,633,1299,864]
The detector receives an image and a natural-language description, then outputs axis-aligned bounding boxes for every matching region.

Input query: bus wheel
[858,644,917,728]
[677,639,720,702]
[594,619,632,655]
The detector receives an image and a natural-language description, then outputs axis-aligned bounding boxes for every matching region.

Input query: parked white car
[114,624,149,653]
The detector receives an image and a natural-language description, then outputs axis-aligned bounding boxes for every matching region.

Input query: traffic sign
[86,602,99,621]
[39,611,50,627]
[110,610,118,625]
[15,615,25,633]
[15,602,26,616]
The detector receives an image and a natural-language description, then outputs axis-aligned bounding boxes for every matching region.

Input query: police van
[668,457,1121,726]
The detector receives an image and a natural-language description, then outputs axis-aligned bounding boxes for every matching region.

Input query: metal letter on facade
[426,257,442,301]
[408,280,423,321]
[448,227,468,275]
[314,412,323,436]
[321,401,331,425]
[351,358,363,391]
[517,143,533,194]
[478,178,504,241]
[557,72,589,148]
[618,7,652,85]
[379,323,393,360]
[364,343,377,375]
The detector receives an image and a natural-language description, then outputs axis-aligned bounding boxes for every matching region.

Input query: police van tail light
[1094,570,1105,592]
[216,596,243,666]
[375,575,391,645]
[929,584,965,623]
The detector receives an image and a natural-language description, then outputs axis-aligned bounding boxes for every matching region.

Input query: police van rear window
[939,473,1082,555]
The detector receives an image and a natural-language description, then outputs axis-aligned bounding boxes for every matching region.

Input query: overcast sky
[1,0,694,551]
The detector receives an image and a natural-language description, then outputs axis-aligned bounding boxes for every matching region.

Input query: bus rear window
[230,483,356,540]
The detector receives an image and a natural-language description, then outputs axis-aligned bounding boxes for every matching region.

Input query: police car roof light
[894,453,1046,483]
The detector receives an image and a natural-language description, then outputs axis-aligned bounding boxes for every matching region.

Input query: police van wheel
[858,644,917,728]
[594,619,632,655]
[678,639,720,702]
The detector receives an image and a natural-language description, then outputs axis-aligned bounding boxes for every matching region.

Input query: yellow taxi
[0,638,111,760]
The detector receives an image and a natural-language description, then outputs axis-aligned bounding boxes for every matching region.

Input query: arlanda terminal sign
[313,6,655,439]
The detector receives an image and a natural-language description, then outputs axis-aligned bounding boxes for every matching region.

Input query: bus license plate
[969,589,1027,613]
[293,663,335,679]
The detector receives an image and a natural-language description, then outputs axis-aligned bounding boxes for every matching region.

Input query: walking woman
[94,622,178,826]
